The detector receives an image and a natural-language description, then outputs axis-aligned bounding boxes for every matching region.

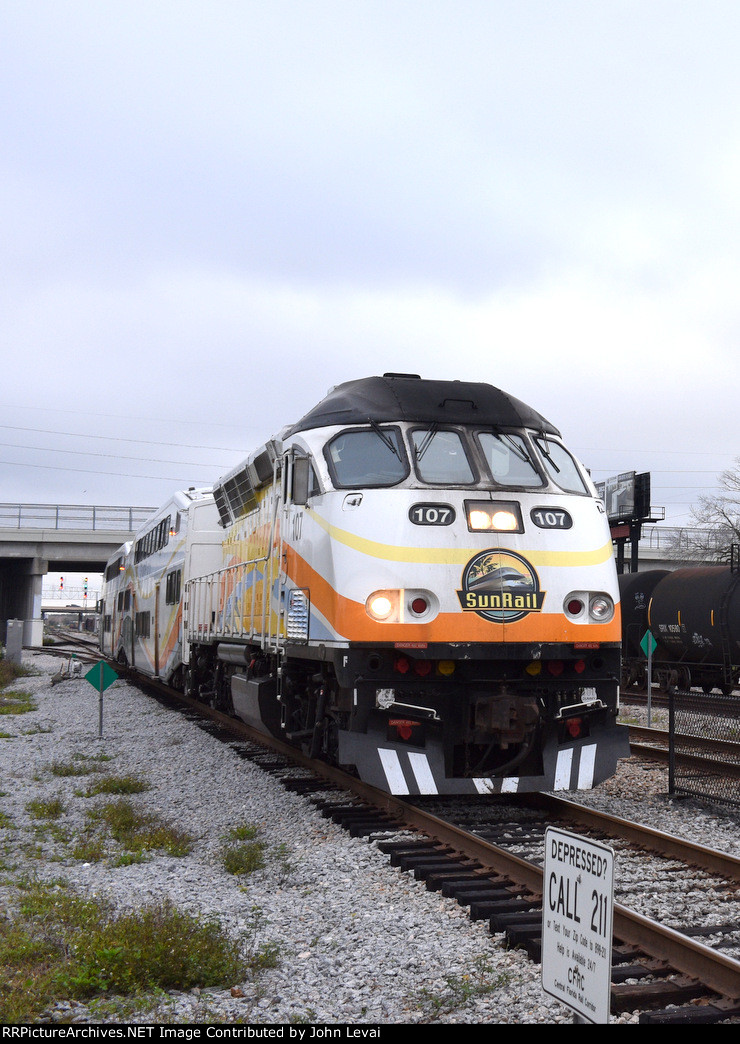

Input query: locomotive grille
[286,589,310,642]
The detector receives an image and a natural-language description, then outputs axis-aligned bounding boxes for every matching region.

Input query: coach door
[154,582,160,678]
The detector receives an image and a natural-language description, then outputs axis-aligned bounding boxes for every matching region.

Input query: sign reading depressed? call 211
[541,826,615,1024]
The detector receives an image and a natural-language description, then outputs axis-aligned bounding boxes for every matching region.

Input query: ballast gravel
[1,651,737,1026]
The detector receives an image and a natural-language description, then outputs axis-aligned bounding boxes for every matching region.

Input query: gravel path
[1,650,738,1026]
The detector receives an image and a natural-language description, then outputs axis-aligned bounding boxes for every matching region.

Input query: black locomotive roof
[284,373,560,436]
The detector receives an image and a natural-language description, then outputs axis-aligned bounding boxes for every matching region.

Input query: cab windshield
[477,432,543,488]
[534,437,588,493]
[325,426,409,487]
[411,428,475,484]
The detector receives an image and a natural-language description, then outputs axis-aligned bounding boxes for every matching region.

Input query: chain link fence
[668,690,740,807]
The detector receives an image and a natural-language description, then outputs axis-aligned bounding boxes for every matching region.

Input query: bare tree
[671,458,740,562]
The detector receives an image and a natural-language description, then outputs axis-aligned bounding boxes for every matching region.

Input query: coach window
[166,569,182,605]
[411,428,475,484]
[135,612,151,638]
[325,427,409,488]
[534,437,588,494]
[477,432,543,487]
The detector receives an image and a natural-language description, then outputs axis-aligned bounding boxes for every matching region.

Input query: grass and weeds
[25,797,65,821]
[221,822,266,877]
[84,774,150,797]
[0,659,34,691]
[0,692,36,716]
[222,841,267,877]
[220,823,294,883]
[48,753,111,778]
[0,877,266,1023]
[82,798,193,861]
[416,957,512,1019]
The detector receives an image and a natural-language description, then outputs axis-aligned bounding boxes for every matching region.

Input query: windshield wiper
[414,423,439,462]
[537,437,562,474]
[494,431,534,468]
[369,420,401,460]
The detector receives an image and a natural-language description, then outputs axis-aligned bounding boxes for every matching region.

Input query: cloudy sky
[3,0,739,546]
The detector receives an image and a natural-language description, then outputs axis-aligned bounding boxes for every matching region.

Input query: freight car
[619,566,740,695]
[101,374,629,795]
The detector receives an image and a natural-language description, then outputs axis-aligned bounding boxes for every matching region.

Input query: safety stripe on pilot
[378,749,411,794]
[407,752,437,794]
[576,743,597,789]
[472,776,519,794]
[379,745,598,794]
[377,749,438,795]
[553,748,574,790]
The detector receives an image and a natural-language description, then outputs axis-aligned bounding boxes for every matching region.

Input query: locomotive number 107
[530,508,573,530]
[409,503,456,526]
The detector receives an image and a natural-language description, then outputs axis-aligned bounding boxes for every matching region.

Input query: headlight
[465,500,523,532]
[589,594,614,622]
[366,591,399,622]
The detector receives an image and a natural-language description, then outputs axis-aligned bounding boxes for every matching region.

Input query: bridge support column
[20,558,47,648]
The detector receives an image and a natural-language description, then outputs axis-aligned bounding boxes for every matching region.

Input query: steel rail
[629,724,740,760]
[628,725,740,779]
[531,792,740,883]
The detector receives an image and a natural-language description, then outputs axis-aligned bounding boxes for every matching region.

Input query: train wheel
[656,670,675,694]
[677,667,691,692]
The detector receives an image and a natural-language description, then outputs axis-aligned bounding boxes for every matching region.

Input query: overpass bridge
[0,503,723,650]
[0,503,154,646]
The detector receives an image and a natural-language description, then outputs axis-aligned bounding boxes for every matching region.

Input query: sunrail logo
[457,549,545,623]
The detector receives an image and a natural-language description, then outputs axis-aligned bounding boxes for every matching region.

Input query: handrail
[185,554,275,646]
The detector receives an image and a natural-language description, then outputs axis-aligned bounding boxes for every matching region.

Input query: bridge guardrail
[0,504,155,532]
[643,525,729,551]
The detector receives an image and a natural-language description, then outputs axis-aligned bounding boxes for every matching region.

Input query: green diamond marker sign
[84,661,119,691]
[84,661,118,738]
[640,630,658,657]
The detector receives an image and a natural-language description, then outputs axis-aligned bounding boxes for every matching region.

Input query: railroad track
[43,628,101,662]
[39,631,105,683]
[112,665,740,1024]
[627,725,740,781]
[622,688,740,710]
